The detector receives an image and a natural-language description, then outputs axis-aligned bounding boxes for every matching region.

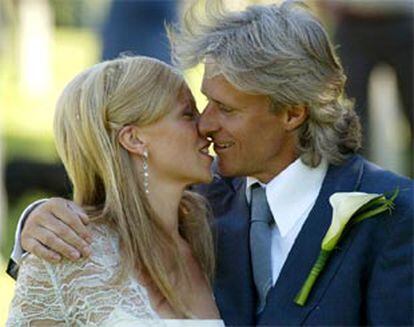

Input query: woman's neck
[146,179,185,241]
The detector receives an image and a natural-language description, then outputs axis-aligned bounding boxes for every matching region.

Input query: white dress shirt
[246,158,328,286]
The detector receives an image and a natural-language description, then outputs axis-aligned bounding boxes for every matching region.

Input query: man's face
[199,74,297,182]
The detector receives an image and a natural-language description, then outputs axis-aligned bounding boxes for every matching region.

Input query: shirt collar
[246,157,328,237]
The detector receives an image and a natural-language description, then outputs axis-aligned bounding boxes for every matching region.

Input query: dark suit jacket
[196,155,413,326]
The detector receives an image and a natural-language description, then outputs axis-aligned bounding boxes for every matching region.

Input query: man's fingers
[66,202,90,226]
[23,238,62,263]
[35,226,85,261]
[47,198,92,243]
[78,212,90,226]
[38,213,91,259]
[21,197,93,263]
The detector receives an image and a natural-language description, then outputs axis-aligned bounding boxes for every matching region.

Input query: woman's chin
[189,170,213,185]
[202,172,214,184]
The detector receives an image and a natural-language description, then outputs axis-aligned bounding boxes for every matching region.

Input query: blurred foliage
[3,135,57,163]
[50,0,84,26]
[50,0,110,28]
[0,28,100,162]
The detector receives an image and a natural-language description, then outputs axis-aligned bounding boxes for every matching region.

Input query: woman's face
[143,86,213,186]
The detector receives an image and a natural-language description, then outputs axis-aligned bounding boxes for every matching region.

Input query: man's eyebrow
[200,89,236,108]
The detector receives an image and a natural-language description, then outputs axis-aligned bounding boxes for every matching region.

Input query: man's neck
[253,153,300,184]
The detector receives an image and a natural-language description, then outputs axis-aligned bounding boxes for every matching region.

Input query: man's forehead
[201,71,226,96]
[203,56,223,80]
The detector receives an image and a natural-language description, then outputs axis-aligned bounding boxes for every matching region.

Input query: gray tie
[250,184,274,314]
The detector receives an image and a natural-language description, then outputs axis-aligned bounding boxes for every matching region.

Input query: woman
[7,56,223,326]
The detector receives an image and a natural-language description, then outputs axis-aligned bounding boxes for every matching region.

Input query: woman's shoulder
[88,222,120,256]
[13,223,157,325]
[20,222,121,282]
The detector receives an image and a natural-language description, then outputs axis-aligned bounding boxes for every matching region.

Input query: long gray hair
[168,0,361,166]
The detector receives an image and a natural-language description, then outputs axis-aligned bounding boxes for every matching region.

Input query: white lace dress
[6,224,224,327]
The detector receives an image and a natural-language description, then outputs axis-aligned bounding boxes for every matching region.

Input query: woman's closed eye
[183,108,199,120]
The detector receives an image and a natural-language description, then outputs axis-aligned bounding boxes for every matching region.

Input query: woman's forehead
[176,85,196,107]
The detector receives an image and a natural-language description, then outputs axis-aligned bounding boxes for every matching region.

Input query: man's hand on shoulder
[21,198,92,263]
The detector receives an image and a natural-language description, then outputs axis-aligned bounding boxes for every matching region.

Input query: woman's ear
[118,125,147,155]
[284,105,308,131]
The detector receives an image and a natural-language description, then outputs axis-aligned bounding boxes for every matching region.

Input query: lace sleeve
[6,254,66,326]
[7,223,160,326]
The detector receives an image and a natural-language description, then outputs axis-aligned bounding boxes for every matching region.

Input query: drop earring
[143,149,149,194]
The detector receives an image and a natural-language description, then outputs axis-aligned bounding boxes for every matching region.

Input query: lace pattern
[6,223,161,326]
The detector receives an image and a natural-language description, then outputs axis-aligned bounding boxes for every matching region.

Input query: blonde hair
[54,56,215,317]
[169,0,362,167]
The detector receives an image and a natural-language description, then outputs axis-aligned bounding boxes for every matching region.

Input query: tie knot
[250,184,273,225]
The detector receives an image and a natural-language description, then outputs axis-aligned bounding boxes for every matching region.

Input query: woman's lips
[199,142,213,158]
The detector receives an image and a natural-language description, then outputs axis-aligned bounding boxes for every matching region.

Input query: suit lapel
[209,176,256,326]
[259,155,364,325]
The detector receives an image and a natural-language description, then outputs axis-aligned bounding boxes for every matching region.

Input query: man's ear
[118,125,147,155]
[284,105,308,131]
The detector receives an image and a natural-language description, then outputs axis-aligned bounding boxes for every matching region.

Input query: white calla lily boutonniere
[294,189,398,306]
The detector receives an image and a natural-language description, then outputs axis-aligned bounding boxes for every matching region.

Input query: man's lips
[213,141,234,152]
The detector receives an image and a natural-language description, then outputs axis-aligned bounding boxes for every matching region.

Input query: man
[8,1,413,325]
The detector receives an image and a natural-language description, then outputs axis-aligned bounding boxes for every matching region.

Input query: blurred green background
[0,0,106,323]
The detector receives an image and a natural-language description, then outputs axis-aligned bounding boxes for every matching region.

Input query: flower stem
[351,202,390,225]
[294,250,331,306]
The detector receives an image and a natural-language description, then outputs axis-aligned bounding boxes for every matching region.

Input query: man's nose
[197,104,220,138]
